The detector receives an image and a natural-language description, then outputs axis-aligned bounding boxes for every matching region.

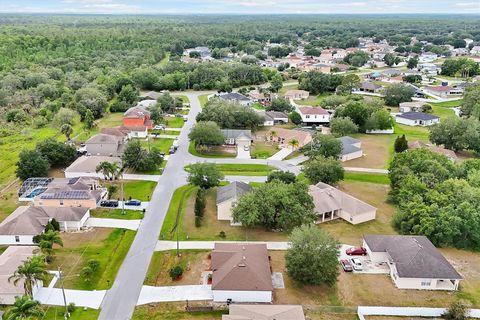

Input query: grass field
[188,141,236,158]
[133,303,226,320]
[431,104,456,121]
[186,163,276,176]
[74,112,124,142]
[293,93,330,106]
[430,99,463,108]
[90,208,143,220]
[43,307,100,320]
[145,250,210,286]
[393,123,430,141]
[141,138,174,153]
[344,172,390,185]
[198,94,209,107]
[172,95,190,103]
[0,181,21,223]
[251,141,279,159]
[49,228,135,290]
[104,180,157,201]
[344,134,393,169]
[279,83,299,95]
[165,117,184,128]
[163,130,181,135]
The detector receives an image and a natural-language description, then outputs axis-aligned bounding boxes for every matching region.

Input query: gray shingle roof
[219,92,251,102]
[337,136,362,156]
[221,129,253,140]
[364,235,462,279]
[216,181,252,204]
[396,112,439,121]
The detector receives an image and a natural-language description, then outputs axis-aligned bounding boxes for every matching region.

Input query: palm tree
[34,230,64,260]
[60,123,73,141]
[288,138,299,150]
[5,295,44,320]
[269,130,277,144]
[9,256,48,296]
[96,161,121,180]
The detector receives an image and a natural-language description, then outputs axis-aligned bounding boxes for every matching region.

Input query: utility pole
[58,267,69,320]
[176,221,180,257]
[121,180,125,215]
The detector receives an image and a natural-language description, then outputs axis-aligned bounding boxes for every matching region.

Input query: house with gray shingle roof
[395,112,439,127]
[337,136,363,162]
[363,235,462,291]
[216,181,252,222]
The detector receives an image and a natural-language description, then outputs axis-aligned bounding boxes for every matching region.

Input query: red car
[340,259,353,272]
[346,247,367,256]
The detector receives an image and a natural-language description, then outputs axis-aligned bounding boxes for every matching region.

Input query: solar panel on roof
[40,190,90,199]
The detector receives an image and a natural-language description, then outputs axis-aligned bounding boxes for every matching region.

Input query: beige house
[0,246,40,304]
[85,133,126,157]
[284,89,309,100]
[223,305,305,320]
[32,177,106,209]
[211,243,273,303]
[65,155,123,179]
[216,182,252,222]
[266,127,312,149]
[0,206,90,245]
[363,235,462,291]
[309,182,376,224]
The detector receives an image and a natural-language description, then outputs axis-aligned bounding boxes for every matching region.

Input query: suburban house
[399,101,427,113]
[359,81,382,93]
[141,91,162,100]
[284,89,309,100]
[211,243,273,303]
[249,90,271,105]
[135,99,157,110]
[217,92,252,106]
[0,206,90,245]
[223,305,305,320]
[123,106,153,129]
[297,107,331,124]
[423,85,453,98]
[309,182,376,224]
[395,112,440,127]
[337,136,363,162]
[363,235,462,291]
[221,129,253,151]
[266,127,312,149]
[65,155,123,179]
[216,181,252,222]
[102,125,148,139]
[408,140,457,162]
[0,246,39,304]
[260,111,289,126]
[31,177,106,209]
[85,133,126,157]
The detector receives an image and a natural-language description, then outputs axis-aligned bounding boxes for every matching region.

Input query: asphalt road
[98,91,207,320]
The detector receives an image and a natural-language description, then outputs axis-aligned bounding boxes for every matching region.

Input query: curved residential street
[99,91,384,319]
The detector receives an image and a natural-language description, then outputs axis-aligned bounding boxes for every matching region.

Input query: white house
[216,182,252,222]
[399,101,426,113]
[261,111,289,126]
[211,243,273,303]
[309,182,376,224]
[363,235,462,291]
[337,136,363,162]
[395,112,439,127]
[65,155,122,179]
[297,107,331,124]
[0,246,40,304]
[0,206,90,245]
[284,89,309,100]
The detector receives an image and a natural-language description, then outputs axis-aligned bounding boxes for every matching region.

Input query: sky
[0,0,478,14]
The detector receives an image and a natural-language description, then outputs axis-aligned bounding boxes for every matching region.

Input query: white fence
[357,306,480,320]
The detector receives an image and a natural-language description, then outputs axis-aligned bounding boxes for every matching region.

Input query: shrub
[67,303,76,313]
[87,259,100,272]
[169,266,184,280]
[107,185,118,196]
[218,231,226,238]
[195,216,202,228]
[194,189,206,217]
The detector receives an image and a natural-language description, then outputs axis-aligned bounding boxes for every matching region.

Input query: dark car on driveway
[100,200,119,208]
[125,199,141,206]
[340,259,353,272]
[346,247,367,256]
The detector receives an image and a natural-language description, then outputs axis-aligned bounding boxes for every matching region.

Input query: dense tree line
[389,149,480,250]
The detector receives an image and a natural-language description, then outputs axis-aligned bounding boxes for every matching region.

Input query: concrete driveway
[339,245,389,274]
[85,218,141,231]
[137,285,213,305]
[236,145,251,159]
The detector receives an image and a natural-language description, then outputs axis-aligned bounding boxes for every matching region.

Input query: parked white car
[350,258,363,271]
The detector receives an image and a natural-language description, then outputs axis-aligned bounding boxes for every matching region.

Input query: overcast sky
[0,0,479,14]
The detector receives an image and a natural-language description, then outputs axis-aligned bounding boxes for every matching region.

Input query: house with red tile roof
[123,107,153,129]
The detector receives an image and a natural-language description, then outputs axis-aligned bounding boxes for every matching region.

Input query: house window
[421,280,431,286]
[306,115,310,119]
[15,236,20,243]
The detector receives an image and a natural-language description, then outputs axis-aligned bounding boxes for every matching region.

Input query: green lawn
[133,304,226,320]
[251,141,279,159]
[188,141,236,158]
[252,102,266,110]
[344,172,390,185]
[74,112,124,142]
[157,52,170,67]
[198,94,209,107]
[141,138,175,153]
[394,123,430,141]
[49,228,136,290]
[165,117,184,128]
[160,185,197,240]
[293,93,330,106]
[185,163,275,176]
[164,130,180,135]
[90,208,144,219]
[173,95,190,103]
[430,99,463,108]
[105,180,157,201]
[431,105,456,121]
[43,307,100,320]
[279,83,299,95]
